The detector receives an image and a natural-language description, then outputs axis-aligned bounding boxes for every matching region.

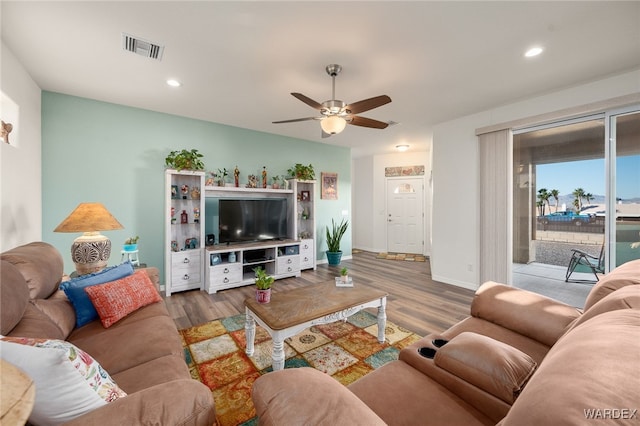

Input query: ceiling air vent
[122,33,164,60]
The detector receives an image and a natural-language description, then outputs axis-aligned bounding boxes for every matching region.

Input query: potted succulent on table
[254,266,274,304]
[326,218,349,266]
[123,236,139,252]
[340,267,349,283]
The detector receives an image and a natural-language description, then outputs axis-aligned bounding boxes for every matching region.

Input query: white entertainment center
[202,179,316,294]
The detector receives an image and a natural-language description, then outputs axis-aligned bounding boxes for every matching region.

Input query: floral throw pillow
[0,337,126,425]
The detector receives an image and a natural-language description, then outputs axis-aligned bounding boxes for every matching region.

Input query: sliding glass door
[610,109,640,267]
[511,105,639,302]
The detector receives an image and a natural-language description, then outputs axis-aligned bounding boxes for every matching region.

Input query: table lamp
[54,202,124,275]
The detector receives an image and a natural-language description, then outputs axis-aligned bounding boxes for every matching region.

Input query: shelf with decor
[205,240,301,294]
[289,179,316,271]
[164,169,205,296]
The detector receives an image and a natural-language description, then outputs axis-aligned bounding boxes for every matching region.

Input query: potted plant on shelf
[215,168,228,186]
[271,175,281,189]
[254,266,274,304]
[164,149,205,171]
[326,218,349,266]
[123,236,139,252]
[288,163,315,181]
[340,267,349,283]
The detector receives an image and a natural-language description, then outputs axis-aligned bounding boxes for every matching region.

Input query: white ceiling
[2,1,639,158]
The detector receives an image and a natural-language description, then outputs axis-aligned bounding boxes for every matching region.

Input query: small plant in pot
[340,267,349,283]
[271,175,281,189]
[326,218,349,266]
[123,236,139,252]
[165,149,205,172]
[254,267,274,304]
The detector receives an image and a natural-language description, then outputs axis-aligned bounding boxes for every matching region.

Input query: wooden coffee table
[244,280,388,371]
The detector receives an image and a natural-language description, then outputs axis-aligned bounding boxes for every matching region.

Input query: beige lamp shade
[54,202,124,233]
[54,203,124,275]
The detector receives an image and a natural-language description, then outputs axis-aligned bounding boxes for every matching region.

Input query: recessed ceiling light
[396,144,409,152]
[525,47,543,58]
[166,79,181,87]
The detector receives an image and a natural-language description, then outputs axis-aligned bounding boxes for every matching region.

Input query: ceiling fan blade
[345,95,391,115]
[348,115,389,129]
[272,117,320,124]
[291,93,323,110]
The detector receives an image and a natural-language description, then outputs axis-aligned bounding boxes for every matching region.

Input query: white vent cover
[122,33,164,60]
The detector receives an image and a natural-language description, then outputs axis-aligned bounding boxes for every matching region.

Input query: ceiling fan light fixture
[321,115,347,135]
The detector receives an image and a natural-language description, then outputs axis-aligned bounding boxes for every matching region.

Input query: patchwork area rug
[180,311,421,426]
[376,252,427,262]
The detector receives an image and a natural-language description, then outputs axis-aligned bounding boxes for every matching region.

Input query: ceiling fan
[273,64,392,138]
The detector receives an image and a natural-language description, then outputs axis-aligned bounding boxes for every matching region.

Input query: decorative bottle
[181,210,188,224]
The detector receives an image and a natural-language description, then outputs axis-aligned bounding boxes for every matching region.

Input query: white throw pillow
[0,337,126,425]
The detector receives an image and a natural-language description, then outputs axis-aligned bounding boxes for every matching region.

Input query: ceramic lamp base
[71,232,112,275]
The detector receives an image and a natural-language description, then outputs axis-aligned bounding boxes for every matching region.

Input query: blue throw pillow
[60,262,134,327]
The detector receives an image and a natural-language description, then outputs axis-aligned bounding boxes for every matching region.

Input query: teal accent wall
[42,92,351,281]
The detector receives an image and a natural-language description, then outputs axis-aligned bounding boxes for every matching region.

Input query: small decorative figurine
[234,165,240,187]
[194,207,200,223]
[262,166,267,188]
[171,185,178,199]
[181,185,189,199]
[191,186,200,200]
[247,174,258,188]
[181,210,188,224]
[171,240,178,252]
[171,206,176,224]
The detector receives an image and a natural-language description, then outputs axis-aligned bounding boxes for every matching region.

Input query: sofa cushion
[501,309,640,426]
[0,337,127,426]
[0,241,63,299]
[566,284,640,333]
[349,360,494,426]
[59,262,134,328]
[68,314,183,375]
[6,304,67,340]
[253,367,387,426]
[583,259,640,311]
[30,290,76,338]
[0,260,29,334]
[471,281,580,347]
[84,269,162,328]
[434,332,537,404]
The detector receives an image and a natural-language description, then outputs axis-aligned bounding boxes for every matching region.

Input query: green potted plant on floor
[254,266,274,304]
[326,218,349,266]
[164,149,205,171]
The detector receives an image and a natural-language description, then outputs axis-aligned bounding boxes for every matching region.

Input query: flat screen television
[218,198,288,244]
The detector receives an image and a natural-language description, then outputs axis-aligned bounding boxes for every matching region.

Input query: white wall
[0,42,42,251]
[431,69,640,290]
[353,150,431,255]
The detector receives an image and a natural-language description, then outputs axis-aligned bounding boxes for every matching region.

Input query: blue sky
[537,156,639,200]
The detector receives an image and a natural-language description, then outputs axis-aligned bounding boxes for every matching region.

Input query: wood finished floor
[164,250,475,337]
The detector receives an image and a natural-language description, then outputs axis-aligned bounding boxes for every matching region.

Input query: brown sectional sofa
[1,242,215,425]
[253,259,640,425]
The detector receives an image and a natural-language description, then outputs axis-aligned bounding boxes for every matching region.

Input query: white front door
[386,177,424,254]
